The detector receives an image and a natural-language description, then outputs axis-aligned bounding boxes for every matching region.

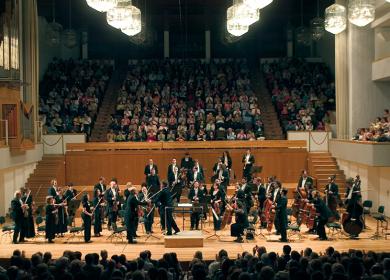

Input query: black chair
[35,216,46,238]
[0,216,15,242]
[107,223,127,243]
[371,206,387,239]
[66,216,84,242]
[362,200,373,229]
[286,208,301,240]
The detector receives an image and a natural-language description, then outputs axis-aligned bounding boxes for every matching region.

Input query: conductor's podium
[164,230,204,248]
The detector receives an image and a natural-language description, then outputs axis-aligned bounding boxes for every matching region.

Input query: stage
[0,215,389,262]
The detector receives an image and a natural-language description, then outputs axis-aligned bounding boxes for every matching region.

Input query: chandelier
[46,0,62,46]
[226,20,249,37]
[86,0,118,12]
[325,4,347,34]
[107,0,136,29]
[242,0,273,10]
[348,0,375,27]
[63,0,77,48]
[310,0,324,41]
[121,6,141,36]
[227,0,260,27]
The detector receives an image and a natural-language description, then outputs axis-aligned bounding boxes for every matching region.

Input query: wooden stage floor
[1,215,389,262]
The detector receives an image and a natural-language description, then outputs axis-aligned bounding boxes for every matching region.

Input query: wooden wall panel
[65,148,307,185]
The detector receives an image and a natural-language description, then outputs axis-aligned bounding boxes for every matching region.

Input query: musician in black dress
[48,179,58,197]
[45,196,57,243]
[230,201,249,243]
[54,188,67,237]
[212,160,230,190]
[94,177,106,197]
[138,184,153,234]
[325,175,340,220]
[105,180,119,229]
[144,159,158,178]
[181,152,194,172]
[125,187,148,243]
[153,181,180,235]
[275,188,288,242]
[188,181,204,230]
[64,183,77,219]
[146,168,160,195]
[242,149,255,182]
[11,191,26,244]
[81,194,93,243]
[21,187,35,239]
[312,190,332,241]
[254,177,267,227]
[93,188,104,237]
[210,181,225,230]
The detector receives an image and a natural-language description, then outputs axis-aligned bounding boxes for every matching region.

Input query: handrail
[329,139,390,145]
[66,140,307,152]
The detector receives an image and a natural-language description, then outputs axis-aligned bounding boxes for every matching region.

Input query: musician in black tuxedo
[275,188,288,242]
[146,168,160,194]
[125,187,148,243]
[48,179,58,197]
[272,181,282,234]
[230,201,249,243]
[153,181,180,235]
[255,177,266,209]
[312,190,332,240]
[189,166,205,185]
[167,158,180,184]
[11,191,26,244]
[45,196,57,243]
[242,149,255,182]
[181,152,194,171]
[238,177,253,213]
[144,159,158,178]
[94,177,106,197]
[193,159,204,178]
[297,170,314,191]
[325,175,340,220]
[168,165,183,203]
[222,151,232,170]
[188,181,205,230]
[105,181,119,229]
[21,187,35,239]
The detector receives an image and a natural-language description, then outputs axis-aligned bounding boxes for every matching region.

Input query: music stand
[143,206,160,242]
[206,207,221,240]
[68,199,81,227]
[251,166,262,175]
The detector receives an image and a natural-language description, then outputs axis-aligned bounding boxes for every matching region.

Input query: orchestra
[9,155,363,245]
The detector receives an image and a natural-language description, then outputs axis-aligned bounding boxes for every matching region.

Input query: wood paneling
[65,148,307,185]
[66,140,307,151]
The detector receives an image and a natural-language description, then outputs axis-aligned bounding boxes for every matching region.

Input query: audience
[1,247,390,280]
[263,58,335,132]
[352,109,390,142]
[39,58,113,136]
[108,59,265,142]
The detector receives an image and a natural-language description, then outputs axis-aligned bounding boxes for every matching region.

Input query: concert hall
[0,0,389,279]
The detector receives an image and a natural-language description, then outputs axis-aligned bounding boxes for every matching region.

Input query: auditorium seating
[39,59,113,136]
[2,246,390,279]
[263,58,335,133]
[352,109,389,142]
[107,59,265,142]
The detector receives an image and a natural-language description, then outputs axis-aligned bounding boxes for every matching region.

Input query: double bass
[263,197,275,232]
[342,186,363,237]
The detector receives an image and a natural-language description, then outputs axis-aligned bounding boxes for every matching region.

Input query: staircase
[90,67,125,142]
[25,155,65,206]
[308,152,346,194]
[251,71,284,140]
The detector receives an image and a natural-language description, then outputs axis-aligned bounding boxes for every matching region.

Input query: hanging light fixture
[296,0,311,45]
[311,0,324,41]
[325,4,347,34]
[107,0,137,29]
[226,20,249,37]
[46,0,62,46]
[86,0,118,12]
[121,5,141,36]
[63,0,77,48]
[227,0,260,27]
[348,0,375,27]
[242,0,272,10]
